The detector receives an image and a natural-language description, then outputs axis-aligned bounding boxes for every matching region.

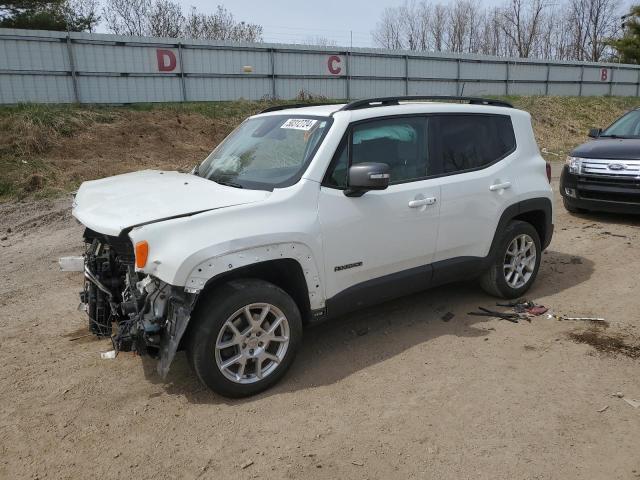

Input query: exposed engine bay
[81,228,196,376]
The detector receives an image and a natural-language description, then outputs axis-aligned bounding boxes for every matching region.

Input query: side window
[324,117,429,188]
[433,115,516,174]
[352,117,428,184]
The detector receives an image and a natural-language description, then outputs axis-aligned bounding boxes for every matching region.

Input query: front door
[318,115,440,306]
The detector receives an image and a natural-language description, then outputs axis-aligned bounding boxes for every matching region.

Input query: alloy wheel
[503,233,537,289]
[214,303,290,384]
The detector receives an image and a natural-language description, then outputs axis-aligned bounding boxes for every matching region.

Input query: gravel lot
[1,163,639,479]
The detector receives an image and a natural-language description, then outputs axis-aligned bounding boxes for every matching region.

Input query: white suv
[72,96,554,397]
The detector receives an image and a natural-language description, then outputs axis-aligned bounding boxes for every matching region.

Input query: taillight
[135,241,149,268]
[545,162,551,183]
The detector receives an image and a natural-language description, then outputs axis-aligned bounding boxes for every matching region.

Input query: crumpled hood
[571,138,640,160]
[73,170,270,236]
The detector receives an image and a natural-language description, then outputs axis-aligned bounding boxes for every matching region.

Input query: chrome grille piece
[581,158,640,177]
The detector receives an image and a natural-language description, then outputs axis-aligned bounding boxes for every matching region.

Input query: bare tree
[369,0,622,61]
[447,0,469,52]
[585,0,619,60]
[104,1,262,41]
[183,5,262,41]
[148,0,183,37]
[500,0,548,57]
[65,0,100,32]
[430,3,448,51]
[372,6,405,49]
[103,0,150,36]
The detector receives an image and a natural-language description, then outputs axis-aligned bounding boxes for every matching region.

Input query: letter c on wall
[157,49,177,72]
[328,55,342,75]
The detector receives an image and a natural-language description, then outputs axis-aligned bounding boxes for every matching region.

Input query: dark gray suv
[561,109,640,214]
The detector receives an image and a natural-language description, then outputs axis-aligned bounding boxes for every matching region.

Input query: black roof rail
[337,95,513,112]
[259,103,339,114]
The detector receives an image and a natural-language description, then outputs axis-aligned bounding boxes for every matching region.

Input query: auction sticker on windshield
[281,118,318,130]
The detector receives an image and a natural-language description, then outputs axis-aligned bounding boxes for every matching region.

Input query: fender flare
[184,242,324,310]
[488,197,553,260]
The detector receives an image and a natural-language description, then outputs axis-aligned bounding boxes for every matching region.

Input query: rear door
[429,113,518,262]
[318,115,440,304]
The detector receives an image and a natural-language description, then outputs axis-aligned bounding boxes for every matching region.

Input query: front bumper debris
[79,228,198,377]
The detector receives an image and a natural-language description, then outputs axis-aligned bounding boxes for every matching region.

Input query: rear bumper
[560,165,640,214]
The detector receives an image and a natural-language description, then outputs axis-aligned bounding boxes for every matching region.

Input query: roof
[255,100,523,120]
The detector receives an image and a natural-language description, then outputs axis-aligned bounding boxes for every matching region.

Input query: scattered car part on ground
[467,299,548,323]
[71,96,554,397]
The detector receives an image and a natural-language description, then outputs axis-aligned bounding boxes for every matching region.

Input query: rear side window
[432,114,516,174]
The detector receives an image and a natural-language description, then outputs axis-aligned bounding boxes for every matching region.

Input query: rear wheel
[187,279,302,397]
[480,220,541,299]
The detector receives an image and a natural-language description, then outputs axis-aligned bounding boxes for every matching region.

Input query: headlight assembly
[565,156,582,174]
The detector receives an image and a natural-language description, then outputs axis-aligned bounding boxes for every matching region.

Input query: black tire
[187,279,302,398]
[479,220,542,299]
[563,198,587,214]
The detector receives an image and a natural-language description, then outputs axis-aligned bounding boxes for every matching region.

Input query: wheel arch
[197,258,312,322]
[489,198,553,260]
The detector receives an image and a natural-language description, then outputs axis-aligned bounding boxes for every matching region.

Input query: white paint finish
[72,170,270,236]
[435,157,518,260]
[127,179,325,301]
[435,109,552,260]
[318,182,440,299]
[73,100,553,311]
[185,242,324,310]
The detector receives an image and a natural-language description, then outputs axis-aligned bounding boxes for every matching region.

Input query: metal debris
[58,256,84,272]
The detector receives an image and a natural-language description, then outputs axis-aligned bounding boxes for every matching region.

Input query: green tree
[608,5,640,64]
[0,0,99,32]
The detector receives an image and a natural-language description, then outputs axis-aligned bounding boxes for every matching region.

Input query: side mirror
[345,162,390,197]
[588,128,601,138]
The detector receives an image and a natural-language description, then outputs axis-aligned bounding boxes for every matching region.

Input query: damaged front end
[80,228,197,377]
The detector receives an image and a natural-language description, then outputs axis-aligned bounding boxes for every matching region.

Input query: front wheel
[187,279,302,397]
[479,220,542,299]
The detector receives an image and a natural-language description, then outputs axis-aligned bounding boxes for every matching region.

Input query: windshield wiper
[598,134,637,139]
[213,178,243,189]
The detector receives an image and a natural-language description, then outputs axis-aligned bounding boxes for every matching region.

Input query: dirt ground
[0,163,639,480]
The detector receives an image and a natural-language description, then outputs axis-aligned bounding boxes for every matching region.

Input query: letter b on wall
[157,49,177,72]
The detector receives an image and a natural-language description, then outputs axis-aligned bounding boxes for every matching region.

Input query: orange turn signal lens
[135,241,149,268]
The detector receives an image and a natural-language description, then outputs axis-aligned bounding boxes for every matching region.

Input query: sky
[169,0,408,47]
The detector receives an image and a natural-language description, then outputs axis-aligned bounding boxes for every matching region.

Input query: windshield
[197,115,332,189]
[601,109,640,138]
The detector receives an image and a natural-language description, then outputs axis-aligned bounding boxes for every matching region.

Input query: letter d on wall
[157,49,177,72]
